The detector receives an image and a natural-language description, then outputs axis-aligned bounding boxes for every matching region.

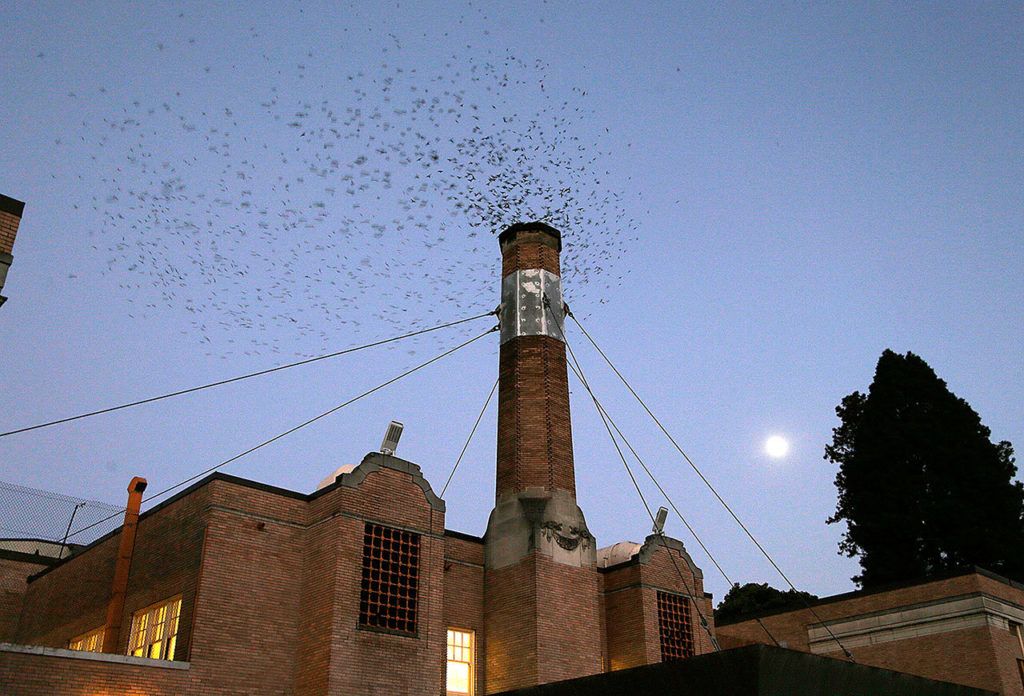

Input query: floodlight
[652,506,669,535]
[380,420,404,455]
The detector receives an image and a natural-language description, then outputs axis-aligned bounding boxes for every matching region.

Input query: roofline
[29,471,311,582]
[0,194,25,218]
[0,537,83,548]
[444,529,484,543]
[715,565,1022,626]
[29,462,445,581]
[0,549,60,566]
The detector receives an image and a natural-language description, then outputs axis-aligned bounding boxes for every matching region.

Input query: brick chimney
[484,223,603,692]
[0,194,25,310]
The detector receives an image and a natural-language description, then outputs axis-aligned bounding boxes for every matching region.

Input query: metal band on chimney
[499,268,564,345]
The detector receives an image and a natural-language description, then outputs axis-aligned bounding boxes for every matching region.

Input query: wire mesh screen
[0,480,123,552]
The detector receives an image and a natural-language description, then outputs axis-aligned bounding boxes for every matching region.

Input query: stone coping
[0,642,190,670]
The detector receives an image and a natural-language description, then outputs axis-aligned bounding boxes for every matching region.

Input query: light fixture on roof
[380,420,404,456]
[652,506,669,535]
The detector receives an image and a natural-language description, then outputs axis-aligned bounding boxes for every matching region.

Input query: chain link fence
[0,480,124,557]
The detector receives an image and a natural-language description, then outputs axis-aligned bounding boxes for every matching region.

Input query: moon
[765,435,790,459]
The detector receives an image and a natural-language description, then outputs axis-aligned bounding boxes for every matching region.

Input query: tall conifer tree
[826,350,1023,587]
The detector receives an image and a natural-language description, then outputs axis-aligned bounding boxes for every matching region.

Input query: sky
[1,1,1022,603]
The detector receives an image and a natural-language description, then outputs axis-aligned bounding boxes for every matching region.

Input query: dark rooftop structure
[494,644,996,696]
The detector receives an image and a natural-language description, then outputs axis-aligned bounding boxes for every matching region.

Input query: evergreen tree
[826,349,1023,588]
[715,582,818,624]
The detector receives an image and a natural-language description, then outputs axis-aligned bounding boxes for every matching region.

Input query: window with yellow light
[446,628,474,695]
[68,626,104,653]
[127,595,182,660]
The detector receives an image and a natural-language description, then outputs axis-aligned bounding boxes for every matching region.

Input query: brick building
[716,567,1024,695]
[0,193,25,310]
[0,223,718,695]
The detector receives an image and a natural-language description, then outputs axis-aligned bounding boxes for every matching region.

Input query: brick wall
[444,533,486,695]
[9,461,451,695]
[601,540,716,672]
[0,648,190,696]
[715,570,1024,694]
[0,209,19,256]
[184,502,304,693]
[485,554,540,692]
[17,485,211,657]
[496,336,576,498]
[602,565,652,669]
[534,556,603,685]
[484,553,604,692]
[0,554,51,642]
[321,466,446,696]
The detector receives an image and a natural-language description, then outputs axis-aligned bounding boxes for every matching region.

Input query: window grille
[68,626,104,653]
[359,522,420,634]
[446,628,474,695]
[657,591,694,661]
[128,596,181,660]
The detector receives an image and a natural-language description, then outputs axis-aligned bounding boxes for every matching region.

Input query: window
[447,629,475,695]
[358,522,420,634]
[127,596,181,660]
[657,591,694,661]
[68,626,104,653]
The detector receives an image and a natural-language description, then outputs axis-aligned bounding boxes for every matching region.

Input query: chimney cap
[498,222,561,252]
[0,195,25,218]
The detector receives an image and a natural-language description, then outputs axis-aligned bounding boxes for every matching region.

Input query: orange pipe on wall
[102,476,147,654]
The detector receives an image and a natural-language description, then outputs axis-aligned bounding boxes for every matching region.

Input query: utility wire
[569,311,855,661]
[580,370,780,648]
[65,325,498,542]
[1,310,496,439]
[544,296,721,653]
[441,377,499,498]
[426,375,497,652]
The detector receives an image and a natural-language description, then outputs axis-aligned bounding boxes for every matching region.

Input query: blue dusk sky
[1,1,1022,602]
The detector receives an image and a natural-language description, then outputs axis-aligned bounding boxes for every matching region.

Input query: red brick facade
[601,538,716,671]
[0,194,23,307]
[1,223,715,693]
[495,335,577,498]
[716,568,1024,695]
[0,209,19,256]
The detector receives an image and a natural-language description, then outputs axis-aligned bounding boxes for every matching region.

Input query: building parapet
[0,642,190,670]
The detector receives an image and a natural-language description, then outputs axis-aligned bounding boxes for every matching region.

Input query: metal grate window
[657,591,694,661]
[359,522,420,634]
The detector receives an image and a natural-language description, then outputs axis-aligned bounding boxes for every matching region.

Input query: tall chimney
[0,193,25,310]
[102,476,147,654]
[484,223,602,691]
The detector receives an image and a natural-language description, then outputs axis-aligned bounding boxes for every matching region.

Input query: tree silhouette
[826,349,1023,588]
[715,582,818,624]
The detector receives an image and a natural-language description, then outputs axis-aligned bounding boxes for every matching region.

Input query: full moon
[765,435,790,459]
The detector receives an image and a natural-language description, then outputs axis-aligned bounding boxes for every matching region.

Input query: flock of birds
[59,12,640,358]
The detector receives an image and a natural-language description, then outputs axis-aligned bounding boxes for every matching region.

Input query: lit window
[657,591,694,661]
[127,596,182,660]
[446,628,474,695]
[68,626,104,653]
[359,523,420,634]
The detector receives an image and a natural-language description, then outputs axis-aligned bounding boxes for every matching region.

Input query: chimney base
[484,488,596,570]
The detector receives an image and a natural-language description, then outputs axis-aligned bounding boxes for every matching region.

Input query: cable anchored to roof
[568,309,856,662]
[65,324,498,542]
[0,309,496,439]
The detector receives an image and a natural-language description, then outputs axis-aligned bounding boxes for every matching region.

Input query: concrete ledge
[0,643,191,670]
[808,593,1024,653]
